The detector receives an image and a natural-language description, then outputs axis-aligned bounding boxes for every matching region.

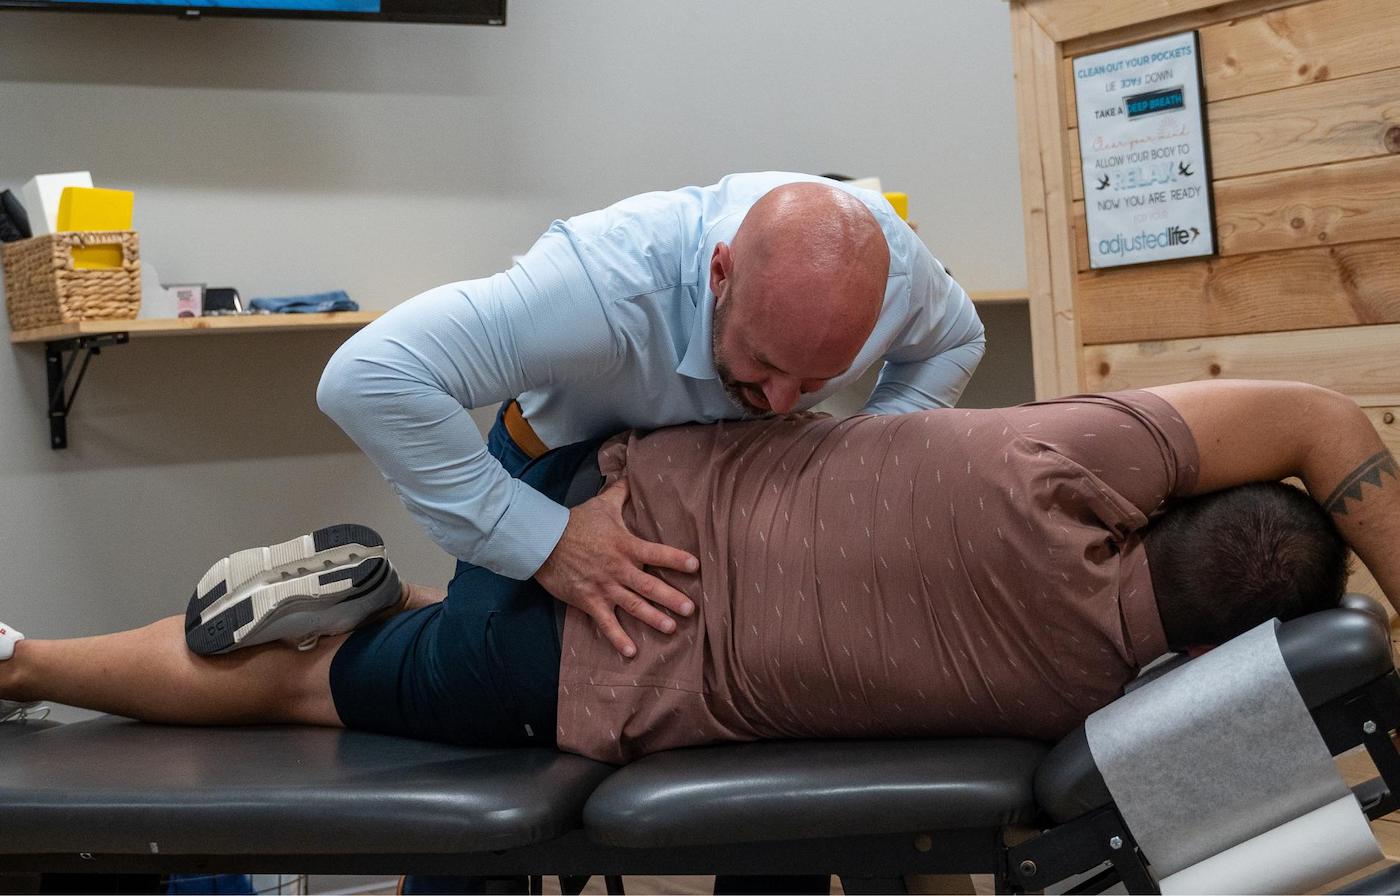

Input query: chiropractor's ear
[710,242,733,305]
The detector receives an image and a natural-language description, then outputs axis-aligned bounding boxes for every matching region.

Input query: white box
[20,171,93,237]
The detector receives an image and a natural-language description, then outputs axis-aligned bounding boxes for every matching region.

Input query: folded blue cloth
[167,873,254,894]
[248,291,359,314]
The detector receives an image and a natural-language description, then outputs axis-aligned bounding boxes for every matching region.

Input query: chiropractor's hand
[534,478,698,657]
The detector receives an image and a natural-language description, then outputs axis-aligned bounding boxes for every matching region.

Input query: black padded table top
[7,606,1383,864]
[584,737,1048,847]
[0,716,614,856]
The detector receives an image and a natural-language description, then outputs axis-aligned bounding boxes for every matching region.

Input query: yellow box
[71,244,126,270]
[56,187,135,268]
[883,191,909,221]
[56,187,134,232]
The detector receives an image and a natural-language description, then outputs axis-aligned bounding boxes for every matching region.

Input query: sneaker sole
[184,524,391,655]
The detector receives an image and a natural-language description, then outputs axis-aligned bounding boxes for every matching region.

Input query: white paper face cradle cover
[1084,620,1381,891]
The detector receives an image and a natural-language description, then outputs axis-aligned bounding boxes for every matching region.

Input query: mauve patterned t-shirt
[555,391,1198,764]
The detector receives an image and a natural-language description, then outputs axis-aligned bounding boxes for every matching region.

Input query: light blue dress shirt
[319,172,986,580]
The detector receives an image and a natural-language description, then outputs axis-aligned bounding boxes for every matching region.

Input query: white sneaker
[0,621,22,661]
[184,524,403,656]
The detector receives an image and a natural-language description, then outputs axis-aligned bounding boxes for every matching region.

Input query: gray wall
[0,2,1028,695]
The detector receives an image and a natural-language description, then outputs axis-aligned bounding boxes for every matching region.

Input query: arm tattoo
[1323,449,1400,516]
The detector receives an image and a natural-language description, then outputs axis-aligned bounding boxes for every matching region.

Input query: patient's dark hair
[1145,482,1351,651]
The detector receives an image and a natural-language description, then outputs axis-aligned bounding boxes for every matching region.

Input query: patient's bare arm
[1146,380,1400,614]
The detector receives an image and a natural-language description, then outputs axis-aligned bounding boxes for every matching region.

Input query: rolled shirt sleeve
[861,238,987,414]
[317,224,621,580]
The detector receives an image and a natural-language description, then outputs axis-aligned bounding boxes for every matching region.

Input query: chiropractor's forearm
[862,337,986,413]
[316,286,569,580]
[317,224,621,579]
[861,243,986,414]
[862,302,986,414]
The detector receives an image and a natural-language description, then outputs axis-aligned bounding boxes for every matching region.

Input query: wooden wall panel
[1061,0,1400,133]
[1214,155,1400,257]
[1081,323,1400,403]
[1071,211,1090,272]
[1012,3,1084,399]
[1068,66,1400,202]
[1199,0,1400,102]
[1025,0,1235,42]
[1019,0,1400,406]
[1209,67,1400,180]
[1031,0,1305,47]
[1013,1,1065,398]
[1365,407,1400,454]
[1072,153,1400,270]
[1076,238,1400,344]
[1058,56,1077,143]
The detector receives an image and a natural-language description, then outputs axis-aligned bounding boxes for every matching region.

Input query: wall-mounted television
[0,0,503,24]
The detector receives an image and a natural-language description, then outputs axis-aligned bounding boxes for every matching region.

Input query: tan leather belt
[503,399,549,460]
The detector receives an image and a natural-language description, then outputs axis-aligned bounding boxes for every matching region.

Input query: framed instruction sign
[1073,31,1216,269]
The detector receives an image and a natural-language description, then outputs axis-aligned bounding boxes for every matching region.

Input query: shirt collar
[677,216,741,381]
[676,290,718,380]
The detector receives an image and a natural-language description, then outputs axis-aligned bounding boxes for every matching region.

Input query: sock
[0,623,24,661]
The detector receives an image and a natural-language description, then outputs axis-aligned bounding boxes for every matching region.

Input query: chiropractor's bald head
[709,182,890,416]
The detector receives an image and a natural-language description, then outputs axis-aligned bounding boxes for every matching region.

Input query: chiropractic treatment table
[4,595,1400,895]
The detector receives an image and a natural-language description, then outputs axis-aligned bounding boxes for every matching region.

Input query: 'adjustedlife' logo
[1098,224,1200,257]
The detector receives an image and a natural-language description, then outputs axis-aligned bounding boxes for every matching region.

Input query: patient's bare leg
[403,581,448,611]
[0,575,450,726]
[0,616,346,727]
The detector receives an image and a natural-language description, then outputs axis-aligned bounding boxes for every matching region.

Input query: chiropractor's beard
[711,303,771,418]
[716,361,770,418]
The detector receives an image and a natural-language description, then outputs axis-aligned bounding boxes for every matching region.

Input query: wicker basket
[2,231,141,331]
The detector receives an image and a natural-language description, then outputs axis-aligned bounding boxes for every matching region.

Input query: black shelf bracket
[45,332,129,450]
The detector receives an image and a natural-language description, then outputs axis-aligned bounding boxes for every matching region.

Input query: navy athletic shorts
[329,435,603,748]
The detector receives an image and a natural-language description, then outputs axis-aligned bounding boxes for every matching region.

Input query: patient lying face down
[0,381,1391,766]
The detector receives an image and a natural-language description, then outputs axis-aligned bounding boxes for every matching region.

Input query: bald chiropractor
[317,171,986,658]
